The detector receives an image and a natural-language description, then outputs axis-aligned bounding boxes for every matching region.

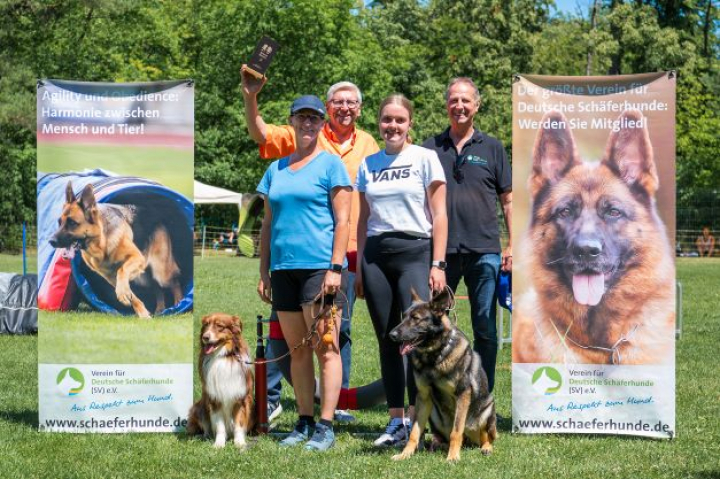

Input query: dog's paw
[446,450,461,462]
[234,440,248,451]
[429,435,447,452]
[213,439,226,449]
[115,284,133,306]
[391,451,413,461]
[481,444,493,456]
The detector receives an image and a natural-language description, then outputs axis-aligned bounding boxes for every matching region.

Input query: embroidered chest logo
[371,165,412,182]
[465,155,488,166]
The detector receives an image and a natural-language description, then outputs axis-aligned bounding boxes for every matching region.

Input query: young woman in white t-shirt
[355,94,447,447]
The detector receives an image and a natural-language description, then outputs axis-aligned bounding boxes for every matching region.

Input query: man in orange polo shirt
[241,66,379,423]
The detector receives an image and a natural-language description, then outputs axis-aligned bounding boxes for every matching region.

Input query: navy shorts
[271,269,348,312]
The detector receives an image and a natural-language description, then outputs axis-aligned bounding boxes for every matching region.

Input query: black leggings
[362,233,431,409]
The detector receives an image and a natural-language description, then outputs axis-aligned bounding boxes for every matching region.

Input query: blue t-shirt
[256,150,351,271]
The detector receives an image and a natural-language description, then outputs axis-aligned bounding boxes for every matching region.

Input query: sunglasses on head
[453,155,468,183]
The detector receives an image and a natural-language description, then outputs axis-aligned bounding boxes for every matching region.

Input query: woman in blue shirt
[256,95,351,451]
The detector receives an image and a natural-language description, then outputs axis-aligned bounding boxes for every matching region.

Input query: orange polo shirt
[259,123,380,255]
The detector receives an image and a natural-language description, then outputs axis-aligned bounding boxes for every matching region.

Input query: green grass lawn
[38,313,192,364]
[0,251,37,274]
[1,254,719,478]
[37,143,194,199]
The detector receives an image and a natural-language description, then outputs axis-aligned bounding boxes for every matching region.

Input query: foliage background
[0,0,718,250]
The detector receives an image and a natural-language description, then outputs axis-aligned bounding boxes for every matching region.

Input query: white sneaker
[373,417,409,448]
[268,402,283,422]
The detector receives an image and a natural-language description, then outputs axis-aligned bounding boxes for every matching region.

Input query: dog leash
[441,285,459,325]
[244,288,346,366]
[546,316,640,365]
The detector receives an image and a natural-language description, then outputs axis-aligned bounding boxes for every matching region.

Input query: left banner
[37,80,194,432]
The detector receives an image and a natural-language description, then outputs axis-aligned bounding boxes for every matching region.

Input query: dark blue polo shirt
[422,128,511,254]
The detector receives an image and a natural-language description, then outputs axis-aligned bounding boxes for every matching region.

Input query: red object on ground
[336,387,358,410]
[254,360,268,434]
[254,316,268,434]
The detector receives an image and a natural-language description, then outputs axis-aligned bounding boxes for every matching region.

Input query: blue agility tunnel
[38,170,193,316]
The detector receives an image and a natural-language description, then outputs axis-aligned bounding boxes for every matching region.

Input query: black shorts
[271,269,348,312]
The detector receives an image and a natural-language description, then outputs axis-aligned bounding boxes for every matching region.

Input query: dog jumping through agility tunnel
[37,170,194,316]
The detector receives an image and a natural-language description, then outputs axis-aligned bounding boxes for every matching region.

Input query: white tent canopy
[193,180,243,205]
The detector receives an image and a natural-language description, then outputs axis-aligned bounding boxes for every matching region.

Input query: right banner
[511,72,676,438]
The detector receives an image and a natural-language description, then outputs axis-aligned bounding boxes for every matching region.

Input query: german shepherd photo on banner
[513,109,675,365]
[50,181,184,318]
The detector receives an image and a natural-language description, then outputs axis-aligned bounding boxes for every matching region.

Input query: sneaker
[333,409,356,423]
[268,402,283,422]
[279,421,311,447]
[304,422,335,451]
[373,417,409,448]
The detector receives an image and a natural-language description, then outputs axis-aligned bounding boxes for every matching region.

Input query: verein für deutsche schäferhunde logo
[532,366,562,395]
[56,367,85,396]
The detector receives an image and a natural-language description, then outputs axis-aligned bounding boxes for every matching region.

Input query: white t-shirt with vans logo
[356,144,446,238]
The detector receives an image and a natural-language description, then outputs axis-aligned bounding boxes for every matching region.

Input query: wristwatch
[431,260,447,271]
[329,263,343,273]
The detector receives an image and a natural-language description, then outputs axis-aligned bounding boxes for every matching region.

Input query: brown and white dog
[187,313,254,449]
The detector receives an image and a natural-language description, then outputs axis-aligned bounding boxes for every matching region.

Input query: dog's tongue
[399,342,414,356]
[203,344,217,355]
[572,274,605,306]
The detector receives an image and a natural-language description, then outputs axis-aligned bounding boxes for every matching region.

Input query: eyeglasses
[453,155,468,183]
[292,113,325,125]
[329,99,360,110]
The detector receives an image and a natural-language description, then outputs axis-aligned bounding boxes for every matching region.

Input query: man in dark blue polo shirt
[422,77,512,393]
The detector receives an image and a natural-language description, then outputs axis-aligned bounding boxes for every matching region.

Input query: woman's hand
[322,270,342,296]
[429,267,446,294]
[257,273,272,304]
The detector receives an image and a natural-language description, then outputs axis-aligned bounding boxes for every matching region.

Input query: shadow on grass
[692,471,720,479]
[355,439,494,458]
[1,409,39,429]
[497,414,513,432]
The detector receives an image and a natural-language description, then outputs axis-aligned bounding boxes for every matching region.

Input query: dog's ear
[410,287,423,304]
[65,181,76,203]
[79,184,97,223]
[530,110,580,197]
[232,315,242,333]
[601,110,658,196]
[430,288,452,314]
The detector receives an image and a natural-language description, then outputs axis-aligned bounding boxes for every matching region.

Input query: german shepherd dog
[187,313,254,449]
[49,181,183,318]
[513,109,675,365]
[389,288,497,462]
